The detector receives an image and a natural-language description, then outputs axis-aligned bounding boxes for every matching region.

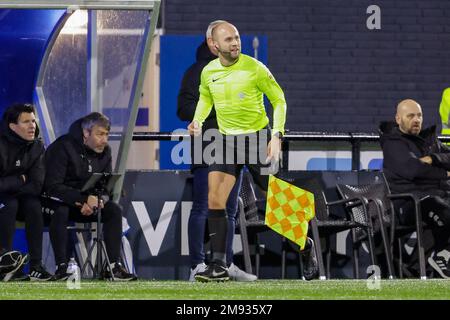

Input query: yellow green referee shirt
[193,53,287,136]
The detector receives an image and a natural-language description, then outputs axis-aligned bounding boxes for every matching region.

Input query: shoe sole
[189,267,207,282]
[189,271,207,282]
[428,257,450,279]
[2,254,29,282]
[194,275,230,283]
[104,277,137,282]
[30,276,53,282]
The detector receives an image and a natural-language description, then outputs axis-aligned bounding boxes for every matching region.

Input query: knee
[429,198,450,229]
[437,212,450,230]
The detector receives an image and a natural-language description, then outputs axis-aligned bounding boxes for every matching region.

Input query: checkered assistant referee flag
[265,175,315,250]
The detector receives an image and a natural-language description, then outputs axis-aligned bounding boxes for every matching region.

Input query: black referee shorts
[207,128,274,191]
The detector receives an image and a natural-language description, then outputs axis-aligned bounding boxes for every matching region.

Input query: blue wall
[0,9,65,117]
[164,0,450,133]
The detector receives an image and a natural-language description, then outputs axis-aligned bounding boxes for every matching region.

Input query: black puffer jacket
[379,121,450,196]
[0,119,45,196]
[43,118,112,206]
[177,40,217,130]
[177,40,218,169]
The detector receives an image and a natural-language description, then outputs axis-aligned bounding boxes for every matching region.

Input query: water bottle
[66,257,81,289]
[67,257,79,274]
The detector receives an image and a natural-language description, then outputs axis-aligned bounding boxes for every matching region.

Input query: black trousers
[0,194,44,267]
[398,195,450,252]
[47,200,123,266]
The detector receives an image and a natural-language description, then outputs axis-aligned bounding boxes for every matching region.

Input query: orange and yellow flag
[265,175,315,250]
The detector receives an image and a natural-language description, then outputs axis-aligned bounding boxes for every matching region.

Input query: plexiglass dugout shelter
[0,0,161,201]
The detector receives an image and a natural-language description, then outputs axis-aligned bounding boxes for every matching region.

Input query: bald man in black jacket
[380,99,450,278]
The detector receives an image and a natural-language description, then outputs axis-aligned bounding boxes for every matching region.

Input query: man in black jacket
[177,20,257,282]
[380,99,450,278]
[0,103,52,281]
[44,112,136,281]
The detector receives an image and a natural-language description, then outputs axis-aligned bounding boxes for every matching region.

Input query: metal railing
[110,131,450,170]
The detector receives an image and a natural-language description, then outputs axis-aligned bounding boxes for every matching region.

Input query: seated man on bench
[43,112,136,281]
[379,99,450,278]
[0,103,52,281]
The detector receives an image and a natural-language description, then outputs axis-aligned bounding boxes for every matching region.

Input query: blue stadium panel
[306,158,354,171]
[368,158,383,170]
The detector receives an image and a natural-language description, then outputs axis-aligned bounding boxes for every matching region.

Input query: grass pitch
[0,279,449,300]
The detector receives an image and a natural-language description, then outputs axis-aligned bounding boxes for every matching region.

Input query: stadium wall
[163,0,450,132]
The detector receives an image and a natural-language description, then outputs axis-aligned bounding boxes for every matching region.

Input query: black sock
[207,209,228,266]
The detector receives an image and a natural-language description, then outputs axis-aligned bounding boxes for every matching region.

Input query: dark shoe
[103,262,137,281]
[0,252,29,282]
[52,263,70,281]
[302,237,319,281]
[30,264,53,281]
[195,261,230,282]
[428,250,450,279]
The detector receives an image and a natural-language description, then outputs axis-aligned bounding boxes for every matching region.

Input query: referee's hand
[188,120,202,136]
[267,136,281,164]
